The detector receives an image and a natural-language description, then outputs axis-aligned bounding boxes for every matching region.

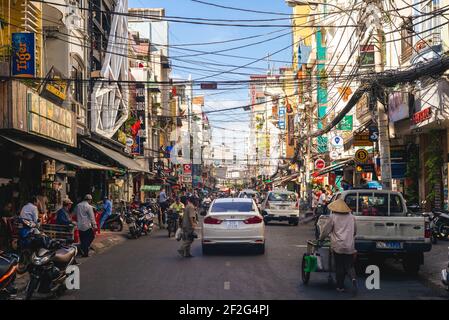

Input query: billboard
[12,32,36,78]
[388,92,409,122]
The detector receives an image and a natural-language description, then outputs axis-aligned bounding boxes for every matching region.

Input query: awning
[82,140,148,173]
[1,136,114,171]
[312,159,354,177]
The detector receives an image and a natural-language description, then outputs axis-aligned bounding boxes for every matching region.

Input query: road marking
[293,245,307,248]
[224,281,231,290]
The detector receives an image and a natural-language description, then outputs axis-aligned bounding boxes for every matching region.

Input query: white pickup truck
[317,189,432,273]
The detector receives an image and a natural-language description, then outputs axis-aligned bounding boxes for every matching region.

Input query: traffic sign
[315,159,326,170]
[183,164,192,174]
[355,149,369,163]
[331,135,344,148]
[330,151,339,160]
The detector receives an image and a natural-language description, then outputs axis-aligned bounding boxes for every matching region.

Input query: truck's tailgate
[355,216,426,241]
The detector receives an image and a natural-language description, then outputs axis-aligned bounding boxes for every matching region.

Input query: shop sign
[27,92,75,146]
[369,126,379,142]
[388,91,409,122]
[354,133,373,147]
[141,185,161,192]
[355,149,369,163]
[278,106,286,129]
[11,32,36,78]
[192,96,204,106]
[40,67,68,106]
[315,159,325,170]
[356,93,370,123]
[412,107,432,124]
[336,115,353,131]
[200,82,217,90]
[356,164,375,172]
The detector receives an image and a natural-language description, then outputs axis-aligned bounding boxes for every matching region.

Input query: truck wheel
[403,256,420,275]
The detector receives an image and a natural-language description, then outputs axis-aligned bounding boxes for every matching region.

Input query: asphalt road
[61,221,447,300]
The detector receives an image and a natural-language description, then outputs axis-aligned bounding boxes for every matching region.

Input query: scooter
[166,209,179,238]
[200,199,211,216]
[25,239,78,300]
[0,252,19,299]
[17,218,48,274]
[136,207,154,236]
[101,212,124,232]
[124,210,141,239]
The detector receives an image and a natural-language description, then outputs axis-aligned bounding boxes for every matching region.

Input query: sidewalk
[420,241,448,293]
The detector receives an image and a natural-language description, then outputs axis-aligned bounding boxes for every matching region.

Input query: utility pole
[188,76,194,190]
[372,0,392,190]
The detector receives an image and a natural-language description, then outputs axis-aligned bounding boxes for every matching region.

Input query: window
[211,202,255,213]
[268,192,297,202]
[390,195,405,216]
[344,193,357,212]
[359,45,375,67]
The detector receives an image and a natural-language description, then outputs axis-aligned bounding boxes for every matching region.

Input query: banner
[12,32,36,78]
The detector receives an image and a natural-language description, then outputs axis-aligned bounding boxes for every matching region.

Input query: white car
[260,190,299,226]
[201,198,265,254]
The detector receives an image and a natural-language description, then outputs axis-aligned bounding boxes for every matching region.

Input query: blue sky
[129,0,293,160]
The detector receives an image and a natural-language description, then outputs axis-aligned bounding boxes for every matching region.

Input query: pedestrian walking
[319,199,357,294]
[158,188,168,228]
[100,196,113,229]
[74,194,97,257]
[56,198,74,225]
[177,197,198,258]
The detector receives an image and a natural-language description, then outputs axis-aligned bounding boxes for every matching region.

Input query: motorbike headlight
[32,253,50,266]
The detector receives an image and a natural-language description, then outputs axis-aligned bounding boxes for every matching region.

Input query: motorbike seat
[53,246,77,264]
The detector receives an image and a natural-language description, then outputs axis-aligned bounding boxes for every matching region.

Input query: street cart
[301,239,335,287]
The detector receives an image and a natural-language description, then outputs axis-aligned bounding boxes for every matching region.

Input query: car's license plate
[226,221,239,229]
[376,241,403,249]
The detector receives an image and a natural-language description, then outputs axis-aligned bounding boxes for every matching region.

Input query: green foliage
[405,144,419,204]
[425,130,444,205]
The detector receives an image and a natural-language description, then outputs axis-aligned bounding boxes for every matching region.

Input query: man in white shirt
[19,196,39,223]
[318,189,327,206]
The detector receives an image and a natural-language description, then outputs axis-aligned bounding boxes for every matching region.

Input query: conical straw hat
[327,199,352,213]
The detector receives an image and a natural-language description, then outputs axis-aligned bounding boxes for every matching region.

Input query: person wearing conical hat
[319,199,357,294]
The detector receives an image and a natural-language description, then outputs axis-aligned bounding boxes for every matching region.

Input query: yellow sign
[355,149,369,163]
[353,133,373,147]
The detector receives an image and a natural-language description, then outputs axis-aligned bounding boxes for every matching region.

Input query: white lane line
[293,245,308,248]
[224,281,231,290]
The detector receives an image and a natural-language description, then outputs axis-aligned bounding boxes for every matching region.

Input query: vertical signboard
[278,106,286,130]
[12,33,36,78]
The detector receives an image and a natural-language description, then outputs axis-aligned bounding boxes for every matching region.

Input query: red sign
[315,159,326,170]
[183,164,192,174]
[412,107,432,124]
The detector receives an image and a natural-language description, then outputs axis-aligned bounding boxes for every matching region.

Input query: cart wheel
[301,254,311,285]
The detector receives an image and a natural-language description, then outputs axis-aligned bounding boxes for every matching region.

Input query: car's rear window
[211,202,255,212]
[268,193,297,202]
[343,192,405,216]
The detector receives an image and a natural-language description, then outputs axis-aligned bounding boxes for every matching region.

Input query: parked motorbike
[422,210,449,243]
[136,207,154,236]
[25,238,78,300]
[17,218,49,274]
[124,210,141,239]
[0,252,19,299]
[166,209,179,238]
[101,212,124,232]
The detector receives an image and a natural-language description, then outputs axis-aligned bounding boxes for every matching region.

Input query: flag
[131,120,141,136]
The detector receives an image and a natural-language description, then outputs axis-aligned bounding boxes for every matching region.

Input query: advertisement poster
[11,32,36,78]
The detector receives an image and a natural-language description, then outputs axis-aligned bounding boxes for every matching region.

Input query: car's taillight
[204,216,223,224]
[425,221,431,238]
[244,216,263,224]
